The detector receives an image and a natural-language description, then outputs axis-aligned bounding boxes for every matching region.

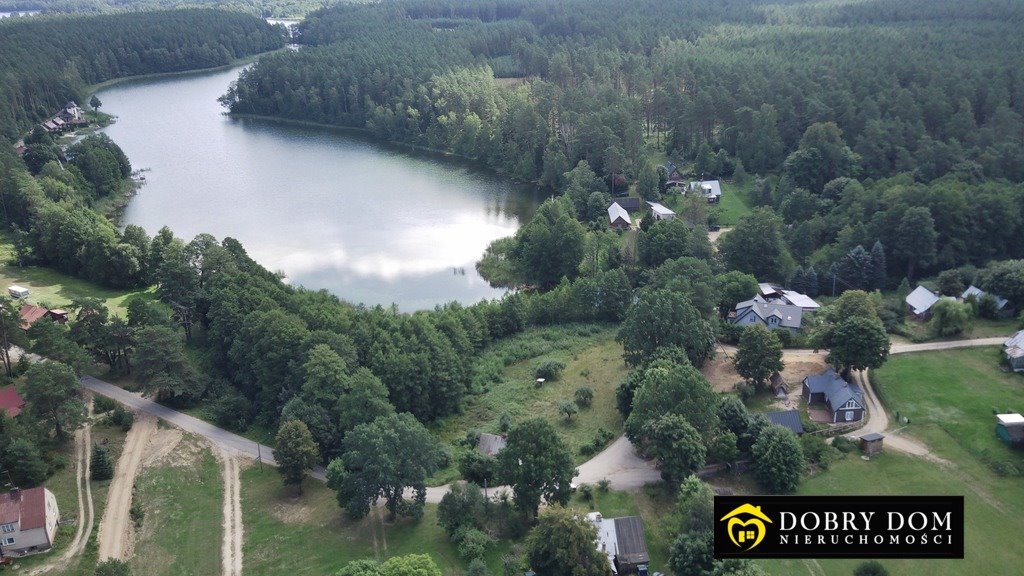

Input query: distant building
[996,413,1024,448]
[802,368,865,424]
[662,162,684,187]
[765,409,805,435]
[613,197,643,211]
[688,180,721,203]
[729,298,804,333]
[608,202,632,230]
[860,432,885,455]
[905,285,941,320]
[646,201,675,221]
[476,433,506,457]
[758,283,821,312]
[1005,331,1024,372]
[0,386,25,418]
[18,304,48,330]
[588,512,650,575]
[962,285,1014,317]
[0,487,60,557]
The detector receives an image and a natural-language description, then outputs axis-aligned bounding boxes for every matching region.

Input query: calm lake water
[96,65,539,310]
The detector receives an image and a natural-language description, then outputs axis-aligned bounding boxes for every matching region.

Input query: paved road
[81,376,280,468]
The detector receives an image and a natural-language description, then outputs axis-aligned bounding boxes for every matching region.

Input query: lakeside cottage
[0,487,60,557]
[802,368,865,424]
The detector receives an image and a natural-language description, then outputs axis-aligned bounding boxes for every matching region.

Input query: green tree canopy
[734,325,784,388]
[617,289,716,368]
[752,425,805,493]
[497,418,575,516]
[525,507,613,576]
[274,419,320,494]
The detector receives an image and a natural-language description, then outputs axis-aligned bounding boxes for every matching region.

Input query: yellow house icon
[720,504,773,551]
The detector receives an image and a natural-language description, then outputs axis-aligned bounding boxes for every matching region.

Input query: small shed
[46,309,69,324]
[860,432,885,455]
[996,413,1024,448]
[646,201,676,221]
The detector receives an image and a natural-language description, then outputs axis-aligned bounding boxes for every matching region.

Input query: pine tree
[805,266,819,297]
[91,444,113,481]
[790,265,805,293]
[870,241,887,290]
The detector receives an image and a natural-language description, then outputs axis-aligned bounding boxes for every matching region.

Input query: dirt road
[849,370,948,463]
[28,399,94,576]
[217,449,244,576]
[98,412,158,561]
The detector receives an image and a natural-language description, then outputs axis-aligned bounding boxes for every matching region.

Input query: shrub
[597,478,610,493]
[209,392,253,431]
[558,400,579,420]
[465,429,481,448]
[454,526,495,560]
[110,405,134,431]
[94,395,118,413]
[800,434,840,470]
[574,386,594,408]
[91,445,113,481]
[578,483,593,502]
[534,360,566,382]
[772,328,793,348]
[95,559,132,576]
[853,560,890,576]
[498,412,512,433]
[831,436,859,453]
[734,381,756,403]
[458,451,496,485]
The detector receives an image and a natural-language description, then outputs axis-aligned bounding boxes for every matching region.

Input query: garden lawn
[872,347,1024,471]
[0,231,157,316]
[711,179,752,226]
[895,317,1019,343]
[428,324,628,484]
[758,448,1024,576]
[567,485,675,572]
[130,435,222,576]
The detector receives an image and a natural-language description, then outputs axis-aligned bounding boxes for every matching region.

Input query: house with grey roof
[608,202,631,230]
[476,433,506,457]
[662,161,684,186]
[962,285,1014,317]
[905,285,941,320]
[729,298,804,333]
[802,368,864,424]
[1005,330,1024,372]
[765,409,805,435]
[688,179,722,203]
[646,201,675,221]
[588,512,650,575]
[757,283,821,312]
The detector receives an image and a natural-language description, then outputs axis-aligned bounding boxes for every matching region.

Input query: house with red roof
[0,386,24,418]
[0,487,60,556]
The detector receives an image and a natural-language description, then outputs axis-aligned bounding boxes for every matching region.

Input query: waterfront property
[0,487,60,557]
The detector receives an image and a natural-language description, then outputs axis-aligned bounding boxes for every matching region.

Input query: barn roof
[962,285,1010,310]
[905,285,940,315]
[476,433,506,457]
[646,201,675,217]
[613,516,650,565]
[765,410,804,435]
[608,202,631,225]
[19,303,48,329]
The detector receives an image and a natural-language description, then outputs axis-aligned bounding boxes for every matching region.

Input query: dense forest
[222,0,1024,284]
[0,8,284,141]
[0,0,323,18]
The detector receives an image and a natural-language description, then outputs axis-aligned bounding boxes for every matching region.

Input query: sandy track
[217,449,244,576]
[98,412,157,561]
[28,398,94,576]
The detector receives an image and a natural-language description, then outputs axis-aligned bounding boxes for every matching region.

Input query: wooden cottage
[608,202,632,231]
[802,368,865,424]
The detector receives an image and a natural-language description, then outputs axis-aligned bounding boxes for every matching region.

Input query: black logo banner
[714,496,964,559]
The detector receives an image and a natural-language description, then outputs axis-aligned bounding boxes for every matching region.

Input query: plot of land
[428,324,629,484]
[872,347,1024,470]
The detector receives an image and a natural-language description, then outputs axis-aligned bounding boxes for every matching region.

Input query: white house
[608,202,631,230]
[0,487,60,556]
[688,180,722,203]
[905,285,941,319]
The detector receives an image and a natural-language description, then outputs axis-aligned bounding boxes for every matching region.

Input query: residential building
[662,162,684,187]
[0,487,60,557]
[0,386,25,418]
[588,512,650,575]
[608,202,631,230]
[1005,330,1024,372]
[687,179,721,203]
[646,201,675,221]
[765,410,804,435]
[757,283,821,312]
[729,298,803,333]
[962,285,1014,317]
[802,368,865,424]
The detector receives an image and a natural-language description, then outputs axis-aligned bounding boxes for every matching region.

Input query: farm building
[476,433,506,457]
[0,487,60,557]
[802,368,865,424]
[962,285,1013,317]
[996,413,1024,448]
[765,409,805,435]
[608,202,632,230]
[905,285,943,320]
[0,386,25,418]
[687,179,721,203]
[1004,331,1024,372]
[646,201,675,221]
[588,512,650,575]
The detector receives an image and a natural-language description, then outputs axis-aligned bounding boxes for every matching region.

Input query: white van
[8,285,29,299]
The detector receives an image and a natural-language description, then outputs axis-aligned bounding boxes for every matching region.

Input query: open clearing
[428,324,628,484]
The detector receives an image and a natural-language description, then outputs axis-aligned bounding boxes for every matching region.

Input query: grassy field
[894,316,1020,343]
[241,464,675,575]
[758,448,1024,576]
[428,324,629,484]
[10,417,127,575]
[130,434,223,576]
[872,347,1024,471]
[711,179,753,226]
[0,230,158,316]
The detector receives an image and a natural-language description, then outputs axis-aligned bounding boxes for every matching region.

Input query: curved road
[80,334,1009,499]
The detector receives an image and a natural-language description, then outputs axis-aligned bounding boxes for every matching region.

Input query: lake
[95,65,539,311]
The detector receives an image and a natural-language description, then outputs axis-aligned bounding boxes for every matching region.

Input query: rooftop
[608,202,631,225]
[689,179,722,198]
[804,368,863,410]
[476,433,506,457]
[0,386,24,418]
[905,285,940,315]
[0,487,47,530]
[646,201,675,217]
[860,432,885,442]
[765,410,804,435]
[734,299,803,329]
[997,413,1024,426]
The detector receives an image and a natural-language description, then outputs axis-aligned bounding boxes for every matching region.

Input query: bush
[534,360,566,382]
[574,386,594,408]
[109,405,134,431]
[209,392,253,431]
[772,328,793,348]
[465,429,481,448]
[578,483,593,502]
[454,526,495,560]
[800,434,840,470]
[597,478,610,493]
[854,560,890,576]
[94,395,118,413]
[734,381,756,403]
[458,450,496,485]
[832,436,859,453]
[498,412,512,433]
[95,559,132,576]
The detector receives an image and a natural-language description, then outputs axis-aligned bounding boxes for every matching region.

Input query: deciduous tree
[274,419,320,494]
[525,507,612,576]
[734,325,784,389]
[498,419,575,516]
